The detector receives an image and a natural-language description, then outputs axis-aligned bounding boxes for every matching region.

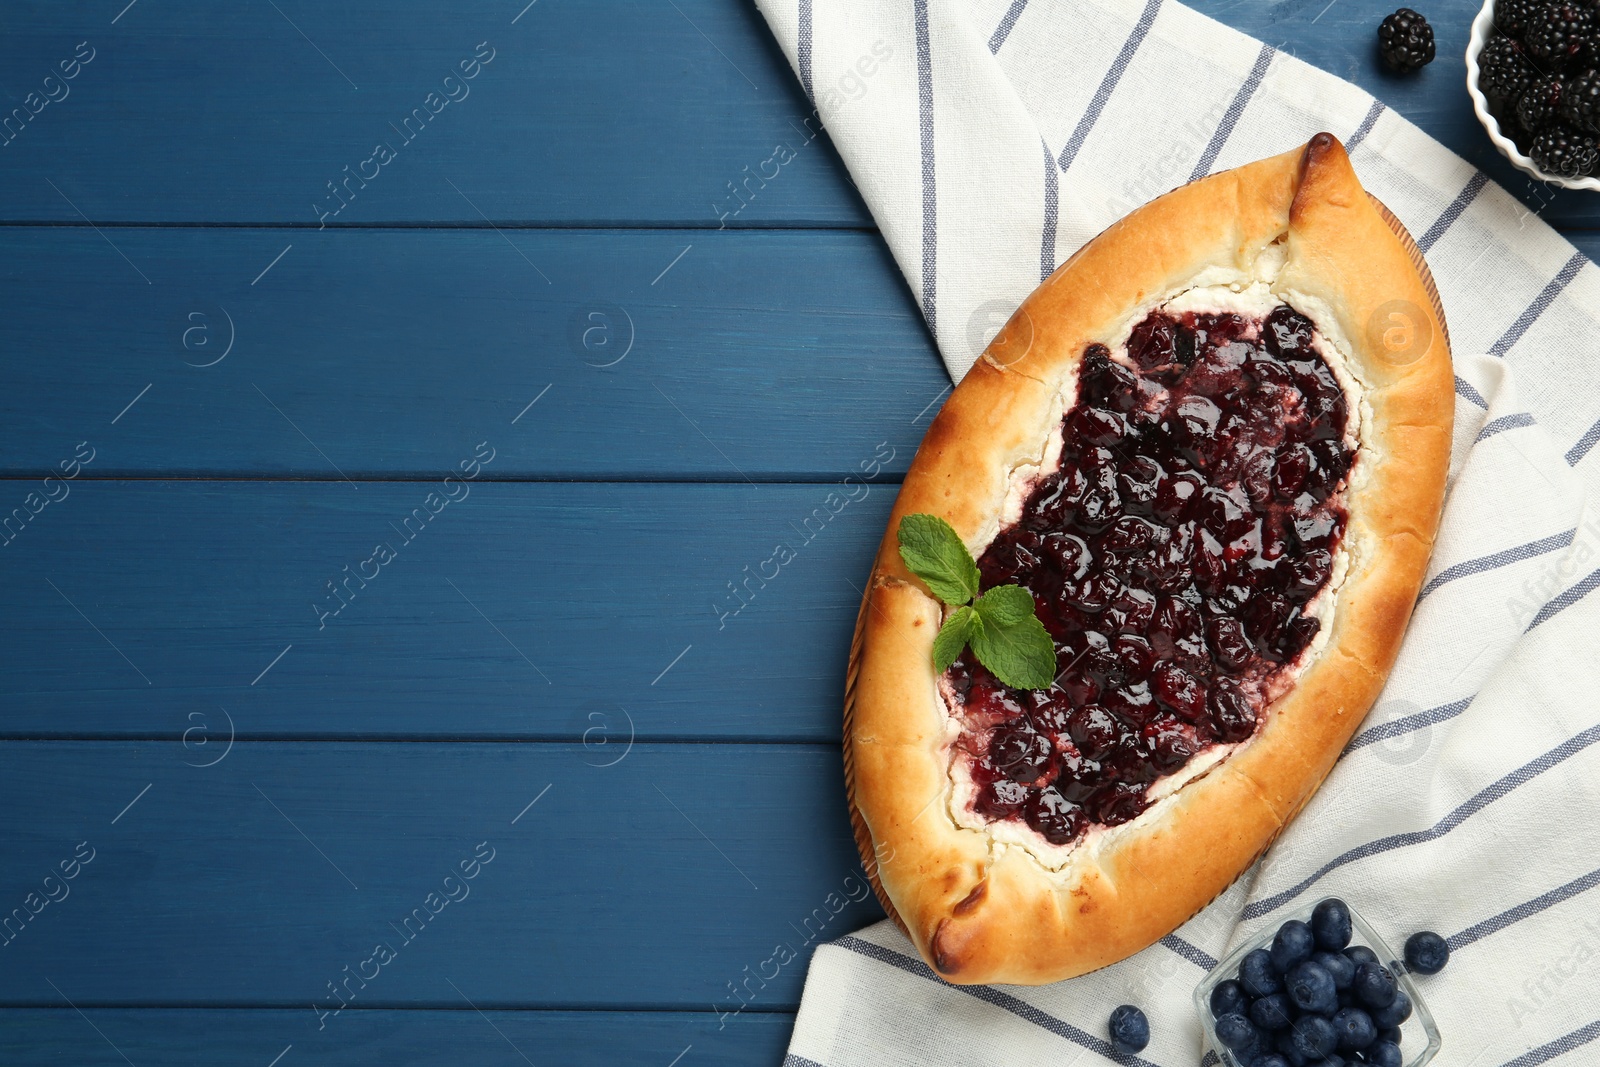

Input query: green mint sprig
[896,514,1056,691]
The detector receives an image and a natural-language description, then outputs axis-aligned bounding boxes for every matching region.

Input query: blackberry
[1582,37,1600,73]
[1379,9,1437,72]
[1478,35,1536,112]
[1561,67,1600,133]
[1530,122,1600,174]
[1516,73,1567,133]
[1495,0,1545,35]
[1525,2,1593,68]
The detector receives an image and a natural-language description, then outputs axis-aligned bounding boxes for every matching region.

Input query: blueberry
[1379,1026,1403,1046]
[1250,992,1295,1031]
[1331,1007,1378,1051]
[1291,1015,1338,1060]
[1314,950,1356,990]
[1310,898,1353,950]
[1344,945,1379,968]
[1217,1012,1258,1050]
[1211,978,1250,1018]
[1271,920,1316,973]
[1368,1040,1404,1067]
[1353,962,1398,1009]
[1287,960,1339,1015]
[1108,1004,1150,1055]
[1241,948,1282,997]
[1370,988,1413,1028]
[1322,1055,1347,1067]
[1254,1057,1291,1067]
[1274,1029,1311,1067]
[1228,1036,1260,1067]
[1405,930,1450,975]
[1238,1033,1277,1067]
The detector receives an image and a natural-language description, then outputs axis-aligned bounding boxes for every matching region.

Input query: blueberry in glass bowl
[1194,899,1442,1067]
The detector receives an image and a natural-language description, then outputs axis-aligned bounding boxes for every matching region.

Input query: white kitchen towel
[751,2,1600,1066]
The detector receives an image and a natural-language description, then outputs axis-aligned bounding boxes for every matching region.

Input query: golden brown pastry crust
[849,134,1452,986]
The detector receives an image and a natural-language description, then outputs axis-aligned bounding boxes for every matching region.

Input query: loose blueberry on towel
[1404,930,1450,975]
[1312,897,1353,950]
[1109,1004,1150,1054]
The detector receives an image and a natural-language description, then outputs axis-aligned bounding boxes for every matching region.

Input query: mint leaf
[897,513,980,606]
[972,584,1036,626]
[932,605,978,672]
[969,598,1056,691]
[898,515,1056,688]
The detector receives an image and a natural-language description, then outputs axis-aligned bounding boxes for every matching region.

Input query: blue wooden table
[0,2,1592,1064]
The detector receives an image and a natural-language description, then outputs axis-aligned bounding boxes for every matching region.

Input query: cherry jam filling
[948,304,1354,847]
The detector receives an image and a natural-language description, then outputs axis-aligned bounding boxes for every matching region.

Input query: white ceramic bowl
[1465,0,1600,190]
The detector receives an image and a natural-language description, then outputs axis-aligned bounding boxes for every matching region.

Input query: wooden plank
[0,227,944,479]
[0,742,883,1009]
[10,221,1582,483]
[0,1009,792,1066]
[0,0,869,227]
[1,0,1596,227]
[0,482,897,741]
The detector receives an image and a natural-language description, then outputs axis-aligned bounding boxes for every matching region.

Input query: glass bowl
[1192,898,1442,1067]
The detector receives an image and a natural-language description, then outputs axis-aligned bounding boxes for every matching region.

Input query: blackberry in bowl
[1466,0,1600,189]
[1195,899,1442,1067]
